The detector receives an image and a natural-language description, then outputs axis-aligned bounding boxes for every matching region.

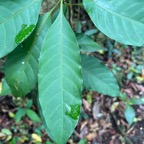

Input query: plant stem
[64,3,83,7]
[50,0,61,13]
[61,0,63,11]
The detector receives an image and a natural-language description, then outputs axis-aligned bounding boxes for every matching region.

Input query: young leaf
[5,13,52,97]
[128,97,144,105]
[26,109,40,122]
[15,108,26,123]
[0,0,42,58]
[26,99,33,108]
[77,34,106,52]
[81,54,120,97]
[38,6,82,144]
[83,0,144,46]
[124,105,135,125]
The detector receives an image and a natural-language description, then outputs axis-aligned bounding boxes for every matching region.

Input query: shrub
[0,0,143,143]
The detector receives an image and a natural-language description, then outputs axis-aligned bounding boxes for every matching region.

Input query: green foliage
[4,13,52,97]
[26,109,41,122]
[124,104,136,125]
[128,98,144,105]
[83,0,144,46]
[15,108,26,123]
[0,0,143,143]
[9,138,17,144]
[81,54,120,97]
[78,138,87,144]
[14,99,40,123]
[0,0,42,58]
[38,4,82,143]
[77,33,106,52]
[119,93,144,125]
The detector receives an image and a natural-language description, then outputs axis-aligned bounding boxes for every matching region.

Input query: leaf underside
[0,0,42,58]
[4,13,52,97]
[83,0,144,46]
[81,54,120,97]
[38,11,82,144]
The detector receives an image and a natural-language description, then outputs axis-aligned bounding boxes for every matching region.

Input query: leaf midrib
[0,0,41,24]
[60,10,64,139]
[94,1,144,27]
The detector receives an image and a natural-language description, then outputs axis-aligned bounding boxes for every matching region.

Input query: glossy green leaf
[0,0,42,58]
[5,13,52,97]
[83,0,144,46]
[15,108,26,123]
[26,109,40,122]
[0,79,11,96]
[38,7,82,144]
[124,105,135,125]
[81,54,120,97]
[78,138,87,144]
[77,34,106,52]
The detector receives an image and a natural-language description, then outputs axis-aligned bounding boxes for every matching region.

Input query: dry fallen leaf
[130,83,144,93]
[83,99,91,111]
[92,101,102,119]
[136,76,144,83]
[0,132,6,140]
[85,132,97,141]
[110,102,120,112]
[32,133,42,142]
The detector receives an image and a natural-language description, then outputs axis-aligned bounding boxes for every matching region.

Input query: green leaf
[26,109,40,122]
[0,79,11,96]
[26,99,33,108]
[83,0,144,46]
[77,34,106,52]
[46,141,53,144]
[10,138,17,144]
[5,13,52,97]
[124,105,135,125]
[52,5,67,22]
[128,97,144,105]
[78,138,87,144]
[15,108,26,123]
[0,0,42,58]
[86,93,92,104]
[38,7,82,144]
[84,29,98,36]
[81,54,120,97]
[119,93,127,102]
